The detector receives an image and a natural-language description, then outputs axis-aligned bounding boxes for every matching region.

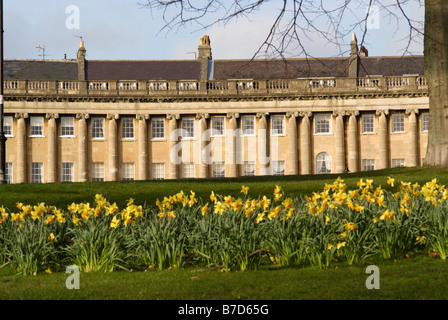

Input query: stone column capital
[286,111,299,118]
[15,113,29,119]
[195,113,210,120]
[46,113,59,120]
[256,112,269,119]
[107,114,119,120]
[376,109,389,116]
[226,112,240,119]
[405,108,419,115]
[333,110,348,117]
[76,113,90,120]
[136,114,150,121]
[347,110,360,117]
[166,114,180,120]
[298,111,312,118]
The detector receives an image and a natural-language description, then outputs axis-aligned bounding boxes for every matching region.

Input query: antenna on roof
[36,45,47,60]
[186,51,197,60]
[74,35,83,41]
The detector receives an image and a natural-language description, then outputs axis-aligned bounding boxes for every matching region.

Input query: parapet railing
[3,75,428,98]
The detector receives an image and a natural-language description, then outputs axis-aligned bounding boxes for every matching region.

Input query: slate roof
[3,55,424,81]
[85,60,201,81]
[4,59,78,80]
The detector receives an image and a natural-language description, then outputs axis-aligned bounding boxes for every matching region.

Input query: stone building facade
[2,34,429,183]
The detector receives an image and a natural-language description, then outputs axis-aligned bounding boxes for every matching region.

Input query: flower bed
[1,177,447,275]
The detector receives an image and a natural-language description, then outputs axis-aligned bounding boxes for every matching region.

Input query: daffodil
[110,216,120,228]
[256,213,265,223]
[201,203,209,216]
[241,186,249,195]
[387,177,395,187]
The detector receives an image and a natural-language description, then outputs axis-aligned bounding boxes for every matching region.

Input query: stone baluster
[299,111,312,175]
[406,109,419,167]
[286,112,299,175]
[15,113,28,183]
[77,113,89,182]
[137,114,150,180]
[376,110,389,169]
[347,111,359,172]
[196,113,210,178]
[167,114,180,179]
[107,114,119,181]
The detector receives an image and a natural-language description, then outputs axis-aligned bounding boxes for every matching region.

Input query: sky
[3,0,425,61]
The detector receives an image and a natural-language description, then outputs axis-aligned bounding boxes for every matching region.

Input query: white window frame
[122,163,135,181]
[391,113,405,133]
[271,115,285,136]
[61,116,75,137]
[91,117,105,139]
[92,163,105,182]
[314,114,332,135]
[243,161,255,176]
[272,160,285,176]
[3,116,13,137]
[5,162,12,184]
[392,158,406,168]
[316,152,332,174]
[211,116,225,137]
[30,116,44,137]
[242,116,255,136]
[152,163,165,180]
[121,118,135,139]
[182,117,195,139]
[62,162,74,182]
[362,159,375,171]
[31,162,44,183]
[212,162,226,178]
[361,114,375,134]
[421,112,429,132]
[182,162,195,179]
[152,118,165,140]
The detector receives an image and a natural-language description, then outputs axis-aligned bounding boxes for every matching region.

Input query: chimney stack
[348,33,359,78]
[198,35,212,81]
[77,40,86,80]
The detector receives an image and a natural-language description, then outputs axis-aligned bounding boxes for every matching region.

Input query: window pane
[316,152,332,174]
[31,162,43,183]
[152,163,165,180]
[92,118,105,139]
[243,161,255,176]
[121,118,134,139]
[5,162,12,184]
[212,117,225,136]
[62,163,74,182]
[122,163,135,181]
[392,158,405,168]
[30,117,44,136]
[182,118,195,138]
[92,163,105,182]
[421,113,429,132]
[3,116,13,136]
[362,159,375,171]
[271,116,285,135]
[182,163,195,179]
[315,114,331,134]
[61,117,75,136]
[272,161,285,175]
[242,116,255,135]
[362,114,374,133]
[212,162,225,178]
[392,113,405,132]
[152,118,165,139]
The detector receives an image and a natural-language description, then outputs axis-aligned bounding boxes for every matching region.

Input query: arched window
[316,152,332,174]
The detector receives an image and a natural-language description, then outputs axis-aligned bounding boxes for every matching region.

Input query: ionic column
[376,110,389,169]
[107,114,119,181]
[333,111,346,174]
[196,113,210,178]
[77,113,89,182]
[347,111,359,172]
[227,113,239,178]
[299,112,312,175]
[167,114,180,179]
[137,114,150,180]
[286,112,299,175]
[406,109,419,167]
[15,113,28,183]
[46,113,59,183]
[256,112,269,175]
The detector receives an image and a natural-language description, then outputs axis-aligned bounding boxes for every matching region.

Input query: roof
[3,55,424,81]
[4,59,78,80]
[85,60,201,81]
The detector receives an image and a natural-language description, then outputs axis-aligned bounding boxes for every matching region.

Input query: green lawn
[1,166,448,302]
[1,166,447,210]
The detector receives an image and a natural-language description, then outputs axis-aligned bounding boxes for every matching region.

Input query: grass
[1,255,448,300]
[1,166,447,211]
[1,166,448,302]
